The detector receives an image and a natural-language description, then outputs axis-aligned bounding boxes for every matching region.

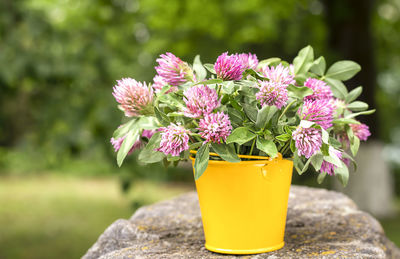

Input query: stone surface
[83,186,400,259]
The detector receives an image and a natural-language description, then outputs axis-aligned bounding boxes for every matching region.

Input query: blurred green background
[1,0,400,258]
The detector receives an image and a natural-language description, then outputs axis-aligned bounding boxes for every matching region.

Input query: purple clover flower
[155,52,194,86]
[214,52,244,80]
[237,53,259,70]
[350,123,371,141]
[198,112,232,143]
[300,99,334,130]
[112,78,153,117]
[256,81,288,109]
[152,75,178,94]
[261,63,295,86]
[157,124,190,157]
[292,127,322,158]
[304,78,333,101]
[183,85,220,118]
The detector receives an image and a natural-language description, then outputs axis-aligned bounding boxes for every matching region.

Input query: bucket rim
[189,150,288,164]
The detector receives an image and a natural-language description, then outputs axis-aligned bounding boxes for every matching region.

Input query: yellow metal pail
[190,152,293,254]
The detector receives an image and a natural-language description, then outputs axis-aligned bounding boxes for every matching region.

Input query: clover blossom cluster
[155,52,194,86]
[214,52,244,80]
[198,112,232,143]
[110,48,373,184]
[157,124,190,157]
[183,85,220,118]
[292,127,322,158]
[255,64,295,109]
[256,81,288,109]
[300,99,334,130]
[304,78,333,101]
[112,78,154,117]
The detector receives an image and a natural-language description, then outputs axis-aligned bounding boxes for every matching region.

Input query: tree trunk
[323,0,379,138]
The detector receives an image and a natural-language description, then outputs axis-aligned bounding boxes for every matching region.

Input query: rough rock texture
[83,186,400,259]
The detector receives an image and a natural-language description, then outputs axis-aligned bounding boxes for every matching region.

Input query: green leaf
[226,127,257,145]
[293,45,314,75]
[296,75,309,86]
[300,158,312,175]
[347,101,369,112]
[324,148,342,168]
[350,136,360,156]
[329,137,342,148]
[189,142,203,150]
[335,162,349,186]
[194,144,209,180]
[167,154,181,161]
[154,107,170,126]
[112,118,137,139]
[211,143,240,163]
[311,153,324,171]
[310,56,326,75]
[256,137,278,158]
[117,128,140,167]
[293,152,305,174]
[333,118,360,125]
[242,69,270,81]
[325,60,361,81]
[256,106,278,129]
[345,109,376,119]
[203,63,216,74]
[287,85,314,99]
[324,78,348,99]
[275,133,291,142]
[290,139,296,153]
[158,94,186,109]
[299,120,315,128]
[167,112,185,117]
[321,128,329,144]
[193,78,223,86]
[242,103,258,122]
[227,108,244,125]
[342,152,358,171]
[139,117,160,130]
[345,86,363,103]
[317,172,327,184]
[321,143,330,156]
[193,55,207,82]
[229,96,243,112]
[257,57,281,69]
[138,132,164,164]
[346,124,355,142]
[221,81,235,94]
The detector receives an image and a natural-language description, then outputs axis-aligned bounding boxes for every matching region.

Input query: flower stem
[217,84,222,97]
[278,100,296,121]
[249,138,256,156]
[280,141,291,156]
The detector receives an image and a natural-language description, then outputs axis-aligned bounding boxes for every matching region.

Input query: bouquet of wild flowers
[110,46,374,186]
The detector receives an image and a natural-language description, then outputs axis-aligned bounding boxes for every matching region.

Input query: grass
[0,174,193,259]
[379,200,400,247]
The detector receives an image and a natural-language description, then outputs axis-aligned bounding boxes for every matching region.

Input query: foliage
[0,175,191,259]
[113,46,373,186]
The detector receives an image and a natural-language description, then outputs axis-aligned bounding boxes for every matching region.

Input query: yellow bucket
[190,151,293,254]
